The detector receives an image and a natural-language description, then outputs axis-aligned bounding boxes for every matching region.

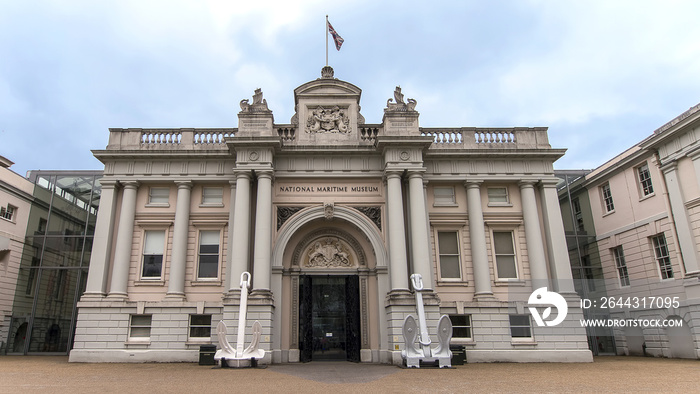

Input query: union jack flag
[328,21,344,51]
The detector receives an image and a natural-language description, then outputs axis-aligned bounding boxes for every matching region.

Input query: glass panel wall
[5,172,101,355]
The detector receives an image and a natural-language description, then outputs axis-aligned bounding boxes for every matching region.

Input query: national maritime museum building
[68,67,592,364]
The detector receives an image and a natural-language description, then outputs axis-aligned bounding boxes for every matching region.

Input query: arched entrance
[272,205,387,363]
[292,230,367,363]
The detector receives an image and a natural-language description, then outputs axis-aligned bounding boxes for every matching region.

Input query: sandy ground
[0,356,697,393]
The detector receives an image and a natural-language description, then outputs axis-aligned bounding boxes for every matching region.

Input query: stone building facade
[69,68,591,364]
[0,156,35,352]
[559,103,700,359]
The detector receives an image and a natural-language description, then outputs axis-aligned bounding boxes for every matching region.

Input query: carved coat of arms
[306,238,352,267]
[306,106,350,133]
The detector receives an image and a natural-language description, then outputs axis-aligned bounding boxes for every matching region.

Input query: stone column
[224,180,237,291]
[166,181,192,299]
[228,171,252,293]
[108,181,138,298]
[408,171,433,289]
[520,181,549,289]
[539,181,576,293]
[465,181,493,297]
[386,171,409,291]
[83,180,119,297]
[662,163,700,275]
[252,171,273,291]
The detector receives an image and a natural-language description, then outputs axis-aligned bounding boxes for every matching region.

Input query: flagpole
[325,15,329,66]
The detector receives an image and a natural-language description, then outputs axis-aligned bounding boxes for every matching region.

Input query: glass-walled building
[5,171,101,354]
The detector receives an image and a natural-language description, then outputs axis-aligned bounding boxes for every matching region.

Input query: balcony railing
[105,125,550,151]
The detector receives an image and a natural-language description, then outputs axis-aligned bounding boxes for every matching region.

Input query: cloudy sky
[2,0,700,176]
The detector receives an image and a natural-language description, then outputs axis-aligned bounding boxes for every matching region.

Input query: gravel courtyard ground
[0,356,697,393]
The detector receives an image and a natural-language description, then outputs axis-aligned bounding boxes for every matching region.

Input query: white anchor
[215,272,265,367]
[402,273,453,368]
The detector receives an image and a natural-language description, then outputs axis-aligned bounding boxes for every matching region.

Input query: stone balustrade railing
[107,128,237,150]
[105,126,550,151]
[421,127,551,149]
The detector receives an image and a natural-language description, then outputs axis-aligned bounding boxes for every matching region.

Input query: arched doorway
[272,205,388,364]
[292,230,367,363]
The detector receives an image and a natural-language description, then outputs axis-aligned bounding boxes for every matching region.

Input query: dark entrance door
[299,275,360,362]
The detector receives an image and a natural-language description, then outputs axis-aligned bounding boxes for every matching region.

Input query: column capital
[233,170,253,180]
[175,181,193,190]
[385,170,403,180]
[464,180,483,189]
[255,170,274,180]
[518,180,537,188]
[660,161,678,174]
[98,179,120,188]
[121,180,139,189]
[539,179,561,188]
[407,168,427,179]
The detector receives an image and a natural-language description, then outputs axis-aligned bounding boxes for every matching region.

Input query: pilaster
[661,162,700,276]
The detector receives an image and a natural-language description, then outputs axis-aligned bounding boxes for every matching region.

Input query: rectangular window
[142,230,165,279]
[572,198,584,232]
[437,231,461,279]
[129,315,152,339]
[449,315,472,339]
[202,187,224,205]
[509,315,532,338]
[487,187,509,204]
[189,315,212,339]
[197,230,220,279]
[148,187,170,204]
[433,186,456,205]
[1,204,16,221]
[612,246,630,287]
[493,231,517,279]
[601,183,614,213]
[637,163,654,197]
[652,234,673,279]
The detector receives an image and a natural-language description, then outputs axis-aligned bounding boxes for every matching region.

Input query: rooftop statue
[386,86,417,112]
[239,88,271,113]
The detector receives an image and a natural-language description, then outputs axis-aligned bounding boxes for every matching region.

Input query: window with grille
[652,234,673,279]
[0,204,16,222]
[509,315,532,338]
[202,187,224,205]
[148,187,170,205]
[572,198,584,232]
[433,186,456,206]
[487,187,509,204]
[612,246,630,287]
[129,315,152,339]
[601,183,614,213]
[493,231,517,279]
[197,230,220,279]
[637,163,654,197]
[449,315,472,340]
[189,315,212,339]
[142,230,165,279]
[437,231,461,279]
